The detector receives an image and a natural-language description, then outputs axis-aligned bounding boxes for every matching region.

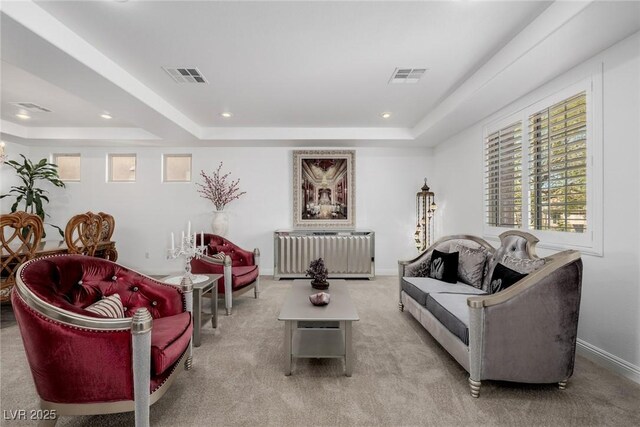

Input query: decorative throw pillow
[411,259,431,277]
[454,244,487,289]
[211,251,226,262]
[501,254,545,274]
[489,263,527,294]
[85,293,125,318]
[429,250,459,284]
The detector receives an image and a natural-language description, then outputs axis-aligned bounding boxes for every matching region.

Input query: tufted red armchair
[11,255,194,426]
[190,234,260,315]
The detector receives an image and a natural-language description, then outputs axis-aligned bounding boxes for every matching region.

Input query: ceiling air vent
[162,67,208,84]
[389,68,427,84]
[10,102,52,113]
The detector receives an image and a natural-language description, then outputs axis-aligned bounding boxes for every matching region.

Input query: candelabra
[167,232,206,286]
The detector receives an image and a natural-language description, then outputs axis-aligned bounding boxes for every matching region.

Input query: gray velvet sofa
[398,230,582,397]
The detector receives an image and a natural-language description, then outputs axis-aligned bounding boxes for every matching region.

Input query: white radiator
[273,230,375,279]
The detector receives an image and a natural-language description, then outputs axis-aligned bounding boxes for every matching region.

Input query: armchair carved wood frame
[1,212,44,303]
[11,255,195,427]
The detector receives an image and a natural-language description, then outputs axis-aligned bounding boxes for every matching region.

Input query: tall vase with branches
[196,162,246,236]
[1,154,66,237]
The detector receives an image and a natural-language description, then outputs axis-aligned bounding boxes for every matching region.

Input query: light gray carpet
[2,277,640,426]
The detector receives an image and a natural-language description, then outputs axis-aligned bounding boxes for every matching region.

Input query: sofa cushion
[411,260,431,277]
[501,254,545,274]
[216,265,259,293]
[429,250,459,283]
[84,293,125,318]
[210,251,226,262]
[151,311,192,376]
[489,263,527,294]
[401,277,486,306]
[425,293,474,345]
[454,244,487,288]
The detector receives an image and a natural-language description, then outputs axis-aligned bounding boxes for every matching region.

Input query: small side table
[162,274,222,347]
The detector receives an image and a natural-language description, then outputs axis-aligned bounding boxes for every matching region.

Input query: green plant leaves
[1,155,66,238]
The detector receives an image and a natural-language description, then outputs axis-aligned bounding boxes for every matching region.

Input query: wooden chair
[0,212,44,303]
[64,212,103,257]
[97,211,118,261]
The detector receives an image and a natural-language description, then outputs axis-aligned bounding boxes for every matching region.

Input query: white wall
[432,33,640,380]
[7,145,432,276]
[0,141,32,210]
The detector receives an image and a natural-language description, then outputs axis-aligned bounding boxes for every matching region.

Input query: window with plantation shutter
[529,92,587,233]
[482,75,602,255]
[485,121,522,228]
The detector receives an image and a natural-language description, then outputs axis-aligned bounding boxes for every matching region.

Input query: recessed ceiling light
[220,112,233,118]
[381,112,392,119]
[15,113,31,120]
[100,113,113,119]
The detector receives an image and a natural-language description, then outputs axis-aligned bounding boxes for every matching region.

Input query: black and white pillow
[489,263,527,294]
[85,293,125,318]
[429,249,459,284]
[210,251,226,262]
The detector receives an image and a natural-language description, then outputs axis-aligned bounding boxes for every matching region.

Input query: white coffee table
[278,280,359,376]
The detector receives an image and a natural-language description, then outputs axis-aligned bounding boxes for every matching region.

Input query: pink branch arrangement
[196,162,247,211]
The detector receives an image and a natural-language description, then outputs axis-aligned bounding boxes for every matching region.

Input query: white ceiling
[1,0,639,147]
[1,61,132,127]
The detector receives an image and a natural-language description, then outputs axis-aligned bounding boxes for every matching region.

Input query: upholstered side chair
[12,255,194,426]
[64,212,104,256]
[1,212,44,303]
[190,234,260,315]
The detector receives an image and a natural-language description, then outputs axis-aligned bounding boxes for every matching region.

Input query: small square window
[108,154,136,182]
[163,154,191,182]
[53,154,81,182]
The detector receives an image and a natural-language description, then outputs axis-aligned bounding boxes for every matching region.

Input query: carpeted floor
[1,276,640,426]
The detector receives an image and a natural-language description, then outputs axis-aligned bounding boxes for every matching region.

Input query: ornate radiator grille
[274,232,374,279]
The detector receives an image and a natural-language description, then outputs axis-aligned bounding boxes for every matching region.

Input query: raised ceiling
[1,1,639,147]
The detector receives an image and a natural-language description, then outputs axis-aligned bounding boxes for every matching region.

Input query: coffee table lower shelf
[278,280,359,377]
[292,324,345,358]
[283,320,354,376]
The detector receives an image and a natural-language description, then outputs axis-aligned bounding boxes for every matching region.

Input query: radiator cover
[274,230,375,279]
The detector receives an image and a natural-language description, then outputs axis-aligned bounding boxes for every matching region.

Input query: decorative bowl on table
[309,292,330,306]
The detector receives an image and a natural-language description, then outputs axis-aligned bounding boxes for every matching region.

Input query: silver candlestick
[167,234,206,286]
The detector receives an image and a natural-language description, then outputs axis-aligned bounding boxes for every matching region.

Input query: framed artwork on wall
[292,150,355,229]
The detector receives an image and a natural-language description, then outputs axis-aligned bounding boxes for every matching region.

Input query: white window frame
[107,153,137,183]
[52,153,81,182]
[162,154,192,183]
[483,74,603,256]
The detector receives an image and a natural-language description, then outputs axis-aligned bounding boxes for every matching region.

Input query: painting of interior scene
[300,158,348,220]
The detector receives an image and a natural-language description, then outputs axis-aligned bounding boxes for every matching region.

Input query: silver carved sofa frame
[398,231,582,398]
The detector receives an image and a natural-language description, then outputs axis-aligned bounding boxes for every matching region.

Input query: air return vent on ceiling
[388,68,427,84]
[10,102,52,113]
[162,67,208,83]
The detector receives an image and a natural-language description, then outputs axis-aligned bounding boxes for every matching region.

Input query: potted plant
[306,258,329,290]
[196,162,246,237]
[1,154,65,237]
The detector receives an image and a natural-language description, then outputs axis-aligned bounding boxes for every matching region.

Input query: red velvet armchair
[190,234,260,315]
[11,255,194,426]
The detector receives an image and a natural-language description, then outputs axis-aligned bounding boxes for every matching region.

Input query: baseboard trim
[576,339,640,384]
